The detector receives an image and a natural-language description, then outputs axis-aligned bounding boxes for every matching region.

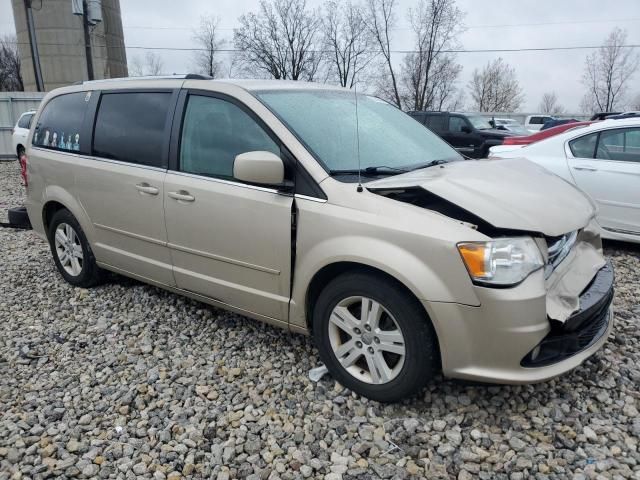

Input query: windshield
[507,125,530,135]
[255,89,462,172]
[467,115,493,130]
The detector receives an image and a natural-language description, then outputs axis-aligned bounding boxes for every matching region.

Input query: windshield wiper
[407,159,450,171]
[329,165,409,176]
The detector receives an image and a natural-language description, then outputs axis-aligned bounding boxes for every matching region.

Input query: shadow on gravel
[603,239,640,256]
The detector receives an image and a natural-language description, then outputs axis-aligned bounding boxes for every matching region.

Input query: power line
[119,17,640,32]
[9,40,640,54]
[465,17,640,29]
[3,16,638,32]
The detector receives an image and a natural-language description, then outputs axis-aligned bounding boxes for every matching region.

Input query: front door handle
[168,190,195,202]
[573,166,598,172]
[135,183,159,195]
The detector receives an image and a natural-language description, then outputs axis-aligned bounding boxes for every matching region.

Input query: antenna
[354,83,363,193]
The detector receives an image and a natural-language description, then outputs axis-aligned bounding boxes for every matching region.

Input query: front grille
[521,261,614,368]
[544,230,578,277]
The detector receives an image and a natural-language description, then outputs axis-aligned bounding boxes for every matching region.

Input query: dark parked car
[541,118,580,130]
[408,111,513,158]
[590,112,622,120]
[605,112,640,120]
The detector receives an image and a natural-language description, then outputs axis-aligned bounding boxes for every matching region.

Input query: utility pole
[82,0,94,80]
[23,0,44,91]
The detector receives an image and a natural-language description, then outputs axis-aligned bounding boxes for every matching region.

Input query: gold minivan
[24,76,614,401]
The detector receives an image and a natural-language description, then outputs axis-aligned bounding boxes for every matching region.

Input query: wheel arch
[42,200,67,235]
[41,187,95,244]
[304,261,443,371]
[306,262,438,336]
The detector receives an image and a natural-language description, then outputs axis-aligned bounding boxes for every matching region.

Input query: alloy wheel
[54,223,84,276]
[328,296,406,384]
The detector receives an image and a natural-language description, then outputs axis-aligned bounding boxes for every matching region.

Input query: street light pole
[23,0,44,91]
[82,0,94,80]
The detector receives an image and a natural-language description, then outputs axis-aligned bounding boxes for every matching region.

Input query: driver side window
[179,95,280,180]
[449,116,468,133]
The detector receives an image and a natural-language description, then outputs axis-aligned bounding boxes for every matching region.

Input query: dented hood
[367,158,595,236]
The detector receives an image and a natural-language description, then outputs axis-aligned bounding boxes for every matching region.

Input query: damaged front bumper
[521,260,614,367]
[424,230,614,384]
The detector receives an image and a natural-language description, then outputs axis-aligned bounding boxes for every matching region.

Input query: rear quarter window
[32,93,90,153]
[408,112,426,124]
[569,132,598,158]
[425,115,446,132]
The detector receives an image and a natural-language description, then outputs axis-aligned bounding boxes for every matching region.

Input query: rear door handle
[135,183,159,195]
[573,166,598,172]
[168,190,195,202]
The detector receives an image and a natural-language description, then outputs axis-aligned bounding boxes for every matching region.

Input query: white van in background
[524,115,555,132]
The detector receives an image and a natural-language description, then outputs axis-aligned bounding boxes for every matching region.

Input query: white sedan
[492,118,640,243]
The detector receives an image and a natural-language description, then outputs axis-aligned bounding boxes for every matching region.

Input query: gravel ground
[0,159,639,480]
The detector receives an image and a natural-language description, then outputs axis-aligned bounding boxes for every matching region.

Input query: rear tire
[312,271,439,402]
[17,145,25,159]
[48,209,103,287]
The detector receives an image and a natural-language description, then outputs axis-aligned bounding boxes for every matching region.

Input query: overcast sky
[2,0,640,111]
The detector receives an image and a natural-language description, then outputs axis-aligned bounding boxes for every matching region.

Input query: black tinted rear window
[32,92,90,153]
[425,115,446,131]
[93,92,171,168]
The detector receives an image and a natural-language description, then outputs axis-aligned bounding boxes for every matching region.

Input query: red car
[502,121,594,146]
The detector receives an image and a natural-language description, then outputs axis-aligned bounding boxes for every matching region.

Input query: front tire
[312,271,439,402]
[48,209,103,287]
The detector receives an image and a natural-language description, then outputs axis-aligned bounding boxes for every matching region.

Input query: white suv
[12,110,36,158]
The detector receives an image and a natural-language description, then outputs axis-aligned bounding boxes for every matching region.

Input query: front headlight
[457,237,544,286]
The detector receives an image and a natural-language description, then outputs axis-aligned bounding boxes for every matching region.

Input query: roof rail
[74,74,213,85]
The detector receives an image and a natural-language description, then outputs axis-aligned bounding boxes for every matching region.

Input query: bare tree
[538,91,565,115]
[631,92,640,110]
[401,0,464,111]
[128,52,164,76]
[193,15,223,78]
[145,52,164,76]
[221,52,243,79]
[468,58,524,112]
[365,0,401,107]
[234,0,322,80]
[0,35,24,91]
[321,1,376,88]
[446,90,465,111]
[581,28,639,113]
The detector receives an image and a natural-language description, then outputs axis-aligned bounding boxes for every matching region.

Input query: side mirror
[233,151,285,186]
[461,125,472,134]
